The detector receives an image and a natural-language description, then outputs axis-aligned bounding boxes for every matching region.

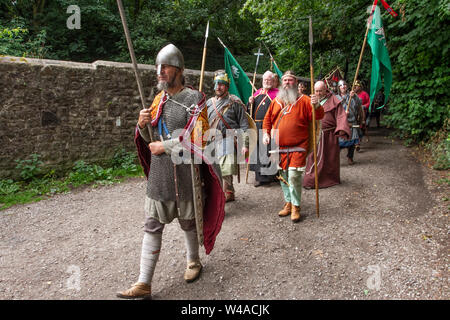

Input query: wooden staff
[116,0,153,142]
[309,16,320,218]
[198,21,209,92]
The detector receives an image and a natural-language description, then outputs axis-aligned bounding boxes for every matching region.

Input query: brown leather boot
[116,282,152,300]
[278,202,291,217]
[291,205,301,223]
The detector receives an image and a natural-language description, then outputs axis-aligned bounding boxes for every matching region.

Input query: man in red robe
[303,81,351,189]
[262,71,324,222]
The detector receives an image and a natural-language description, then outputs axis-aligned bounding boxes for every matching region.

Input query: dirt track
[0,127,448,300]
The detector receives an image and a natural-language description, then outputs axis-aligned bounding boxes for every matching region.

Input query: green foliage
[385,98,448,144]
[241,0,372,79]
[426,120,450,170]
[1,150,143,210]
[110,148,139,174]
[15,154,43,181]
[0,179,20,195]
[67,160,114,187]
[383,0,450,143]
[0,0,262,70]
[0,17,48,58]
[432,137,450,170]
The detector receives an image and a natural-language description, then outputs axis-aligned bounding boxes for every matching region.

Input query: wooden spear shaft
[199,21,209,92]
[262,41,277,70]
[116,0,153,142]
[246,45,262,184]
[309,16,319,218]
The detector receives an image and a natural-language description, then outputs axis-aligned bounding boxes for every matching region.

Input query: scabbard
[190,162,204,246]
[269,147,306,154]
[234,136,240,183]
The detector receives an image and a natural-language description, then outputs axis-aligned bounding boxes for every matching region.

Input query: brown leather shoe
[116,282,152,300]
[347,157,354,165]
[291,205,301,223]
[184,261,203,283]
[225,191,235,202]
[278,202,292,217]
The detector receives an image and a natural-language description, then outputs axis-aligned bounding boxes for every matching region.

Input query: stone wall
[0,56,264,179]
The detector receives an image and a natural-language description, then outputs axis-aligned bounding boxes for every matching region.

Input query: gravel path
[0,127,448,300]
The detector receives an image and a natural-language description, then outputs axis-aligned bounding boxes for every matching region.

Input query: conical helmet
[155,44,184,69]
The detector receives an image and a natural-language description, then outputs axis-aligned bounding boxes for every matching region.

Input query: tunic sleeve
[335,104,351,139]
[234,101,249,132]
[138,125,151,143]
[262,99,276,133]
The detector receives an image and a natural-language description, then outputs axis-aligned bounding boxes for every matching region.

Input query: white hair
[262,71,275,89]
[263,71,274,79]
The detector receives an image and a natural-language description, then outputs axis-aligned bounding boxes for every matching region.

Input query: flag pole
[116,0,153,142]
[217,37,258,92]
[309,16,320,218]
[347,2,376,113]
[198,21,209,92]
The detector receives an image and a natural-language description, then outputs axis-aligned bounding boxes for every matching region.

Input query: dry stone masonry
[0,56,230,179]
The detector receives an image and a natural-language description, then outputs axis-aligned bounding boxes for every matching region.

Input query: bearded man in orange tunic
[262,71,324,222]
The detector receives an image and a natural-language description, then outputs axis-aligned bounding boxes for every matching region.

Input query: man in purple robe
[303,80,350,189]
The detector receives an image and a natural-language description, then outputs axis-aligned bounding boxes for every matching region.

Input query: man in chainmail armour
[206,70,249,202]
[117,44,225,299]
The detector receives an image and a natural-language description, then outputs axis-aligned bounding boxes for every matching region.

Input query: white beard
[277,86,298,105]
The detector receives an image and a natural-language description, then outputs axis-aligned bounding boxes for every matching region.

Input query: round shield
[246,112,258,156]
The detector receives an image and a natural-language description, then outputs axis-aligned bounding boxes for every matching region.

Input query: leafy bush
[384,98,449,144]
[0,17,48,58]
[110,148,139,173]
[67,160,113,187]
[0,179,20,196]
[382,0,450,144]
[15,154,43,181]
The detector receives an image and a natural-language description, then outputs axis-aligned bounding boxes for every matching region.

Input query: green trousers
[279,169,304,207]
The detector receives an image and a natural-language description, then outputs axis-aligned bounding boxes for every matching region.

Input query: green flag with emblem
[224,47,252,105]
[367,6,392,111]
